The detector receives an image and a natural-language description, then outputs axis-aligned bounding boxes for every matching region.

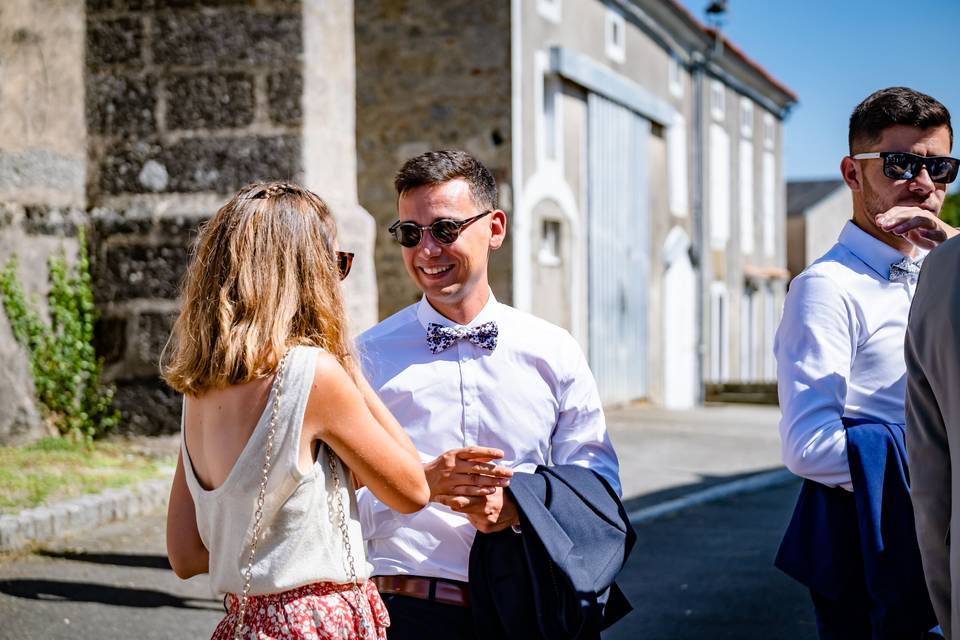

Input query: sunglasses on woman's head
[852,151,960,184]
[336,251,354,280]
[388,210,492,248]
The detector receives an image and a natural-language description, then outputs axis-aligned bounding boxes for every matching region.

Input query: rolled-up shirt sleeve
[775,273,857,490]
[550,336,622,496]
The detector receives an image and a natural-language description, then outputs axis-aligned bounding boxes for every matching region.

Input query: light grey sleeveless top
[181,346,372,596]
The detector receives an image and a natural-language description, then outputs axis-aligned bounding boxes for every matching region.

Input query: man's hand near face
[876,205,959,251]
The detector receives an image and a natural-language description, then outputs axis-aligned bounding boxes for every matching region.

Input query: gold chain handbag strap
[231,351,372,640]
[326,442,373,638]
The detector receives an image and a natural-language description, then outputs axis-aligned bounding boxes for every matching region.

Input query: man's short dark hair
[394,149,498,210]
[849,87,953,153]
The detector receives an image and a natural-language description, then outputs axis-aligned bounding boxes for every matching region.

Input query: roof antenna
[705,0,727,57]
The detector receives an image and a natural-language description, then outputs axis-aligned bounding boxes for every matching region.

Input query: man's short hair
[394,149,498,210]
[849,87,953,153]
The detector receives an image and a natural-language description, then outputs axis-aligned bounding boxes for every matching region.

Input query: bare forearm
[166,454,210,579]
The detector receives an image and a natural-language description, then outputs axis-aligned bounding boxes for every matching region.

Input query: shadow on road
[621,465,791,513]
[36,550,172,570]
[0,579,221,611]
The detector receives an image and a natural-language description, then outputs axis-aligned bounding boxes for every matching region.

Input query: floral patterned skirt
[212,580,390,640]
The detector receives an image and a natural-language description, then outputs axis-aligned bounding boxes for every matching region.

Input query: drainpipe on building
[690,50,706,404]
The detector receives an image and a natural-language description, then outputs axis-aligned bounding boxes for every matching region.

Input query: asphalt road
[0,479,815,640]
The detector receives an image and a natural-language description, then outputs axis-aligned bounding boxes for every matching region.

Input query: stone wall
[84,0,308,434]
[355,0,514,319]
[0,0,87,444]
[83,0,377,436]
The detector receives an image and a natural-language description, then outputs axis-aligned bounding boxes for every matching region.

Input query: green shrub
[0,227,119,442]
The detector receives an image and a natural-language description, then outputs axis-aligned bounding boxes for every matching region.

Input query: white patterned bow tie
[888,256,924,284]
[426,321,499,354]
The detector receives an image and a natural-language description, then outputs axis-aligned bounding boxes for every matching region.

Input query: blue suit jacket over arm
[775,418,936,634]
[468,465,635,639]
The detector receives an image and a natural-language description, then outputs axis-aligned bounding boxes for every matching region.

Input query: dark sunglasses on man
[852,151,960,184]
[336,251,354,280]
[388,210,492,248]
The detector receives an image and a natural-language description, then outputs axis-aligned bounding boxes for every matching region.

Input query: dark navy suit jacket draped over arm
[468,465,635,640]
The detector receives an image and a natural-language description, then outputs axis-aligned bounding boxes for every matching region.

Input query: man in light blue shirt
[775,87,959,638]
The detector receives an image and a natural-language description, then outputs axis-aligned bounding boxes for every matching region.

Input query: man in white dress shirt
[356,149,621,639]
[775,87,958,638]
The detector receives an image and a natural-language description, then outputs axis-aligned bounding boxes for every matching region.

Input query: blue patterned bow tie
[426,321,499,354]
[888,256,924,284]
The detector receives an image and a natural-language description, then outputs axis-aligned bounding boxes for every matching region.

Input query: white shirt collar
[415,289,499,330]
[837,220,922,280]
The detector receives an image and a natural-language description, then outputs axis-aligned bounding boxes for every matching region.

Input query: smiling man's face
[397,178,505,323]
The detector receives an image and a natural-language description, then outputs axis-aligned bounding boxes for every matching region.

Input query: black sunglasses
[852,151,960,184]
[388,211,492,248]
[336,251,354,280]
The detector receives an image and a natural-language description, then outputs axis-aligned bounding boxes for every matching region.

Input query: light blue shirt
[355,293,620,581]
[775,221,920,490]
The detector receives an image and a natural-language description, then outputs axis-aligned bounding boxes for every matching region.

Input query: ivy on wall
[0,228,119,441]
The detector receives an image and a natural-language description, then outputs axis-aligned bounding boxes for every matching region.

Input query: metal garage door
[587,92,650,403]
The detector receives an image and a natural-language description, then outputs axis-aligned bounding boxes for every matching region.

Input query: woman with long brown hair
[163,181,428,640]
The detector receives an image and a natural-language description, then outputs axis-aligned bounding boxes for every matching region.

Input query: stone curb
[627,468,796,526]
[0,467,795,553]
[0,470,174,553]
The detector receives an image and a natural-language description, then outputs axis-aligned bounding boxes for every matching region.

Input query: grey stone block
[166,72,255,130]
[94,315,127,365]
[96,138,163,195]
[21,205,86,236]
[0,517,21,551]
[90,207,156,236]
[87,73,156,136]
[70,496,101,529]
[153,0,248,8]
[29,507,55,542]
[86,0,118,14]
[93,242,188,302]
[164,135,302,193]
[267,68,302,125]
[153,11,301,67]
[97,135,301,195]
[87,16,143,67]
[14,514,36,542]
[134,311,176,366]
[113,376,180,435]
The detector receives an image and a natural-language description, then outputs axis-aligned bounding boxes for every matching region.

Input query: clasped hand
[425,446,519,533]
[877,206,959,250]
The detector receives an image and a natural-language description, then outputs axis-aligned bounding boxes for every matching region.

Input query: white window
[763,151,777,257]
[763,285,778,380]
[605,6,626,64]
[535,51,563,166]
[668,55,684,98]
[763,112,776,150]
[537,0,561,23]
[739,139,754,254]
[709,122,730,249]
[538,219,562,266]
[710,79,725,122]
[740,97,753,139]
[710,282,730,381]
[668,113,689,217]
[740,289,756,381]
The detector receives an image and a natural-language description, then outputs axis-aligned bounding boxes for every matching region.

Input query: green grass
[0,437,175,515]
